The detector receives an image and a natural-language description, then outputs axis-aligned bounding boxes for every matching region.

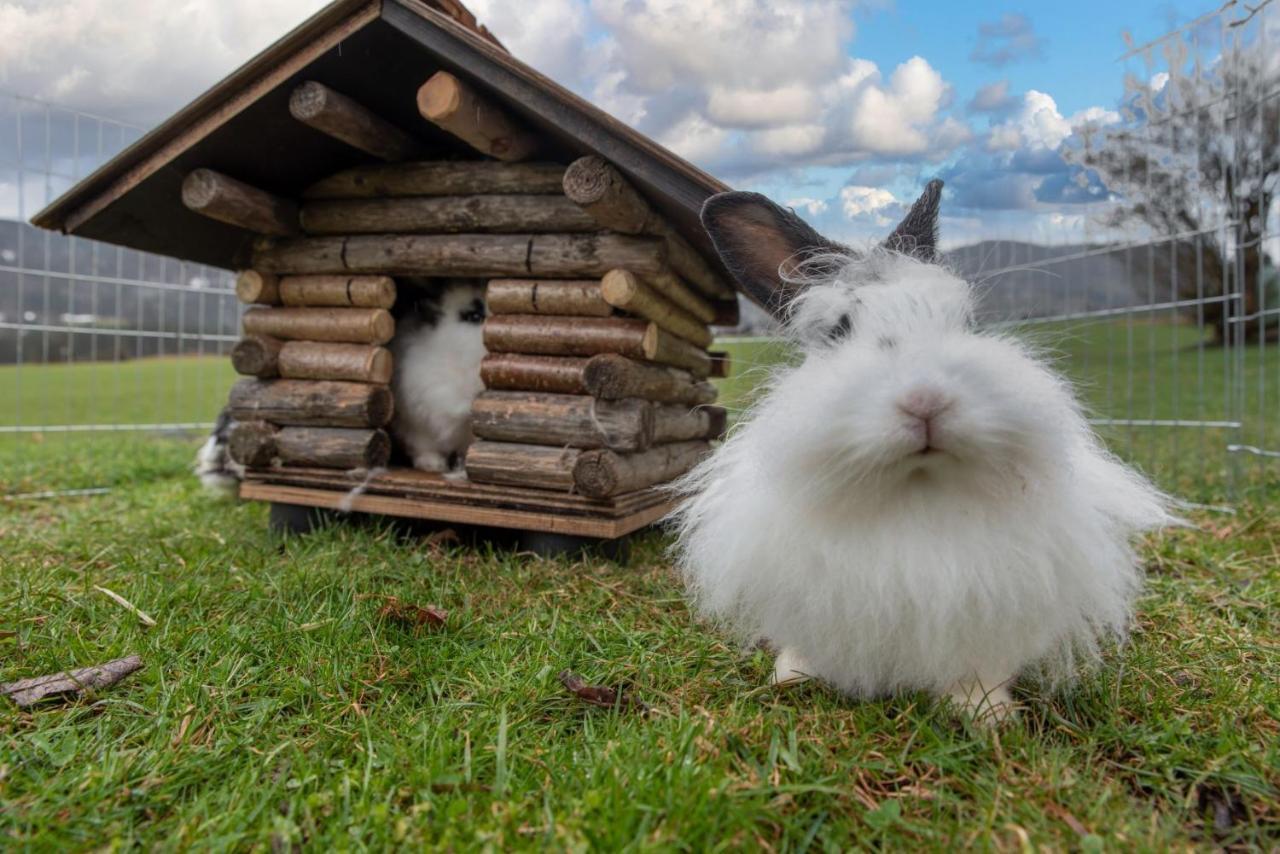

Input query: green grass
[1,324,1278,848]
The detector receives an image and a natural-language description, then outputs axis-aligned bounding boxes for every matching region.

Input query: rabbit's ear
[883,179,943,262]
[701,191,845,318]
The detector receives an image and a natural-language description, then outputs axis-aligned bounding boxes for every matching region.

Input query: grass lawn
[1,322,1277,848]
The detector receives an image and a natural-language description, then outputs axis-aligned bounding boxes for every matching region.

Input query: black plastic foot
[517,531,632,564]
[268,502,339,536]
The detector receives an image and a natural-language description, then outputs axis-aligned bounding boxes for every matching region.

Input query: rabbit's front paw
[413,451,449,472]
[945,677,1017,726]
[772,648,816,686]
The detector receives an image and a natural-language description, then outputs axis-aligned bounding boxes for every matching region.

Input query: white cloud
[840,185,896,219]
[847,57,947,155]
[0,0,330,125]
[787,197,829,216]
[986,90,1119,152]
[466,0,593,89]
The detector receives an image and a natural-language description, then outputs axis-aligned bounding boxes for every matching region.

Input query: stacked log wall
[186,80,731,497]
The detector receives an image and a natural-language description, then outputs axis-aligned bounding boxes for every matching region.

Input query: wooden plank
[241,465,668,516]
[238,481,675,538]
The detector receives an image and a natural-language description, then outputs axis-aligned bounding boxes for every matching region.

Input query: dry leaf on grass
[558,670,651,714]
[377,596,447,629]
[1,655,143,708]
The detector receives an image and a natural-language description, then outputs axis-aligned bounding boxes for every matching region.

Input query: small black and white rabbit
[389,279,488,472]
[671,182,1176,722]
[194,407,243,497]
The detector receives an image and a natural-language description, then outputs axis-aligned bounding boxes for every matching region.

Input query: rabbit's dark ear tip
[700,191,763,226]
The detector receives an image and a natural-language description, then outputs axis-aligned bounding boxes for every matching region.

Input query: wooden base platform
[239,466,677,539]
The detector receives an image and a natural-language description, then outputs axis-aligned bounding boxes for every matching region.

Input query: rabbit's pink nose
[897,387,951,423]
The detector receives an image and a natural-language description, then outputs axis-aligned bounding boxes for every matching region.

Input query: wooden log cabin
[32,0,744,552]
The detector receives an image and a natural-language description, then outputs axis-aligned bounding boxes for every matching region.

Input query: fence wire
[1,90,240,439]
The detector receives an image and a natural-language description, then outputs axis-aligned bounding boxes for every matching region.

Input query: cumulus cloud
[970,13,1046,67]
[840,185,897,219]
[0,0,329,125]
[967,79,1016,113]
[787,197,829,216]
[986,90,1119,151]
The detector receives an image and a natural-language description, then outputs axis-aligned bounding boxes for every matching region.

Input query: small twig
[93,586,157,627]
[1,655,143,708]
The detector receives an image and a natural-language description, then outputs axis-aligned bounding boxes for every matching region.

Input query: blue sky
[0,0,1235,247]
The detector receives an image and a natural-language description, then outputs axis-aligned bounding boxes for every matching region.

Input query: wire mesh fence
[958,0,1278,499]
[1,90,241,443]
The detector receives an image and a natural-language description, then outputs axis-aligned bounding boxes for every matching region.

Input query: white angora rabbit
[671,181,1175,722]
[390,279,488,472]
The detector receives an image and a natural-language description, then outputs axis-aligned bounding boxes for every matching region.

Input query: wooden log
[479,353,717,405]
[299,195,597,236]
[581,354,717,405]
[652,405,728,443]
[573,441,712,498]
[227,379,393,428]
[231,334,284,377]
[181,169,299,236]
[483,315,647,359]
[480,354,591,395]
[417,71,537,161]
[278,275,396,309]
[562,156,733,299]
[303,161,566,199]
[241,306,394,345]
[232,338,391,383]
[636,269,715,324]
[601,269,712,347]
[464,441,581,490]
[471,391,654,451]
[709,351,731,379]
[252,234,666,278]
[235,270,280,305]
[275,427,391,469]
[278,342,394,384]
[228,421,279,467]
[485,280,612,317]
[643,325,712,376]
[482,315,711,377]
[229,422,391,469]
[289,81,424,162]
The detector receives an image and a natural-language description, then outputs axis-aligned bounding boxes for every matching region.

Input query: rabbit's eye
[827,313,852,342]
[458,299,487,324]
[878,336,897,351]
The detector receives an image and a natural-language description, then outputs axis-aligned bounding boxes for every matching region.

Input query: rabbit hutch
[32,0,740,551]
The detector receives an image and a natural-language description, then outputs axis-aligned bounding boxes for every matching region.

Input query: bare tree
[1067,33,1278,344]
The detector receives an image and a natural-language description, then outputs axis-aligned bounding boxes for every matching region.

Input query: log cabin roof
[31,0,733,284]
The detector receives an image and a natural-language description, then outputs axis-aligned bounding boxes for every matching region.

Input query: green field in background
[0,318,1276,499]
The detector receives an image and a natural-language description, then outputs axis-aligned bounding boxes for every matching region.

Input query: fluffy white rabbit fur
[672,189,1175,721]
[390,282,487,472]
